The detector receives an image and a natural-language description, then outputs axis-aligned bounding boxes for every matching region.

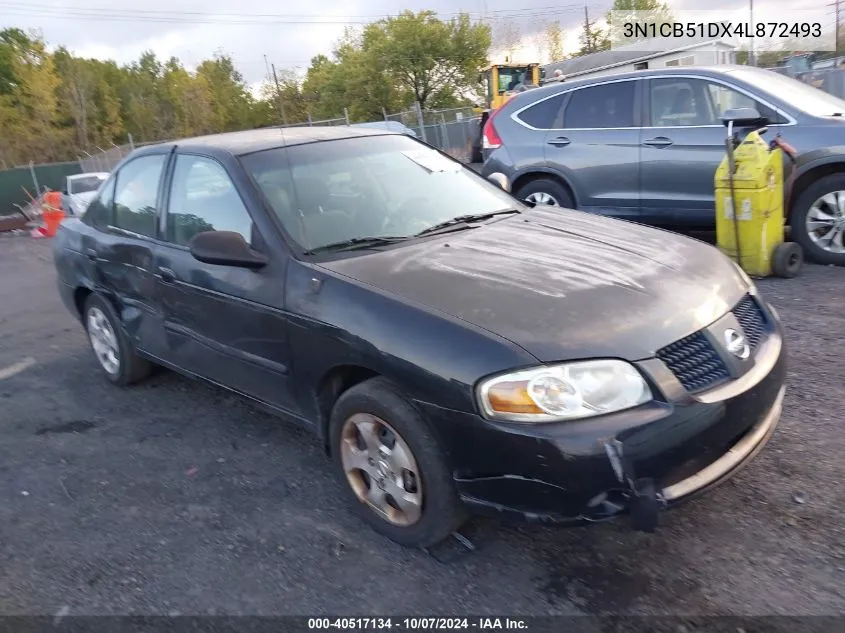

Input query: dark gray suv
[481,65,845,266]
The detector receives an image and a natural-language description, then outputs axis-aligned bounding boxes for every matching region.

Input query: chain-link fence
[78,143,131,173]
[385,105,480,163]
[3,104,482,217]
[274,114,348,128]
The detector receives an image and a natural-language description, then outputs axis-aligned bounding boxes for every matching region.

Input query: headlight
[476,359,653,423]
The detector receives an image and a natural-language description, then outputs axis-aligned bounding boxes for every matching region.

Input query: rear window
[516,93,566,129]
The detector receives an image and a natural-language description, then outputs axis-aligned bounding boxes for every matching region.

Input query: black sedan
[52,126,786,547]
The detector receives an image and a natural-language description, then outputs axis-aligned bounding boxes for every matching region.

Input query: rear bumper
[416,299,787,526]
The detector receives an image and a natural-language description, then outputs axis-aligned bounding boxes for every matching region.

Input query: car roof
[139,125,396,157]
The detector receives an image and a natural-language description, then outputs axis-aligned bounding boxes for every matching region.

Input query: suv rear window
[516,93,566,129]
[563,81,635,128]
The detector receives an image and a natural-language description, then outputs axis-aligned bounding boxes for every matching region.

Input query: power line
[0,0,579,18]
[0,1,591,24]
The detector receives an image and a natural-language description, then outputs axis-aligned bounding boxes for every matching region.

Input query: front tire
[515,178,574,209]
[83,293,152,386]
[328,377,467,547]
[790,174,845,266]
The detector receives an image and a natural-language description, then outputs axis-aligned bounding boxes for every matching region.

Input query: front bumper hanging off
[605,385,785,532]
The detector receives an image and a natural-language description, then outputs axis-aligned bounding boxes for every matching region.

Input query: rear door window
[112,154,167,238]
[82,177,116,228]
[563,81,636,129]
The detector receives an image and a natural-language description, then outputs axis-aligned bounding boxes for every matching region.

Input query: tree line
[0,10,491,167]
[2,0,835,168]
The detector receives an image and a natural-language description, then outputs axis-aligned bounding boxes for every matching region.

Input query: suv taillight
[482,108,503,150]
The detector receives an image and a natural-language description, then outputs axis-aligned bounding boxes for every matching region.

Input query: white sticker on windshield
[402,150,461,174]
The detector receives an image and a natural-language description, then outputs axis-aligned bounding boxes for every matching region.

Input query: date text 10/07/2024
[307,618,529,631]
[622,21,823,39]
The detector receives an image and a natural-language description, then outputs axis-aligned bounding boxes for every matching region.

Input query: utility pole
[834,0,842,54]
[583,5,593,53]
[749,0,755,66]
[270,63,288,126]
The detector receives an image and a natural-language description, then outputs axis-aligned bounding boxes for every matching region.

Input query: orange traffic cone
[40,191,65,237]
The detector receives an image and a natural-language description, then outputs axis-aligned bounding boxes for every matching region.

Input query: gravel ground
[1,237,844,617]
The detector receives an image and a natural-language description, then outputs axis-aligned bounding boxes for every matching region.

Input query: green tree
[195,52,255,132]
[578,9,610,56]
[362,10,490,110]
[0,31,63,165]
[0,28,32,95]
[301,32,401,122]
[606,0,674,48]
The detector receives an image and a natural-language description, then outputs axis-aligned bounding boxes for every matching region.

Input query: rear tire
[790,173,845,266]
[328,377,467,548]
[515,178,574,209]
[83,293,152,386]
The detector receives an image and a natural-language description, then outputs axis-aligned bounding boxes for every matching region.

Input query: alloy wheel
[87,306,120,375]
[524,191,560,206]
[806,191,845,254]
[339,413,423,526]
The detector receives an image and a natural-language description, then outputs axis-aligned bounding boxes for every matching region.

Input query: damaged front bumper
[417,301,787,532]
[602,384,783,532]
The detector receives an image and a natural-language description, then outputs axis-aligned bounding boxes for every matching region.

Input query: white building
[544,37,737,82]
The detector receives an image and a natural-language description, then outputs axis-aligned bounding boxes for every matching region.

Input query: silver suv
[481,65,845,266]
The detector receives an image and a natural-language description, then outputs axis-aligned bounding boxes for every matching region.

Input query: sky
[1,0,831,95]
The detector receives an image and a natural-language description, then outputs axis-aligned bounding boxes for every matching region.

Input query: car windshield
[727,67,845,116]
[69,175,107,194]
[240,134,519,253]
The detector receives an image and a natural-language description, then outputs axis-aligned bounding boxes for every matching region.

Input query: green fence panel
[0,161,83,217]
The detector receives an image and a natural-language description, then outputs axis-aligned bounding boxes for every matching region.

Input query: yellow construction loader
[471,62,542,162]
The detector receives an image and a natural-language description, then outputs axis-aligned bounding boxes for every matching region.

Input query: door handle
[157,267,175,283]
[643,137,673,148]
[547,136,571,147]
[84,248,97,261]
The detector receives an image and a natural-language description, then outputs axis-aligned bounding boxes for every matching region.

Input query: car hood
[318,207,749,362]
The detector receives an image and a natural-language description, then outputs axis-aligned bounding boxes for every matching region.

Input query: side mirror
[189,230,268,269]
[487,172,511,193]
[721,107,766,127]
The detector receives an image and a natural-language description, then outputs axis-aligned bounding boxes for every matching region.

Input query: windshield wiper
[304,235,409,255]
[414,208,522,237]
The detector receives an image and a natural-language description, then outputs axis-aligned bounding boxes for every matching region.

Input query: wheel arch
[788,155,845,224]
[315,364,382,454]
[74,286,93,319]
[73,285,124,327]
[511,170,577,207]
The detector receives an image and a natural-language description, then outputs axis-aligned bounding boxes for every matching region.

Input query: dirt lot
[1,237,844,617]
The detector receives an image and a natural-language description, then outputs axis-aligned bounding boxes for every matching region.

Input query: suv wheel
[515,178,574,208]
[791,173,845,266]
[329,377,467,547]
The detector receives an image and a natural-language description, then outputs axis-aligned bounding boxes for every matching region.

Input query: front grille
[657,294,767,394]
[732,294,765,351]
[656,331,730,393]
